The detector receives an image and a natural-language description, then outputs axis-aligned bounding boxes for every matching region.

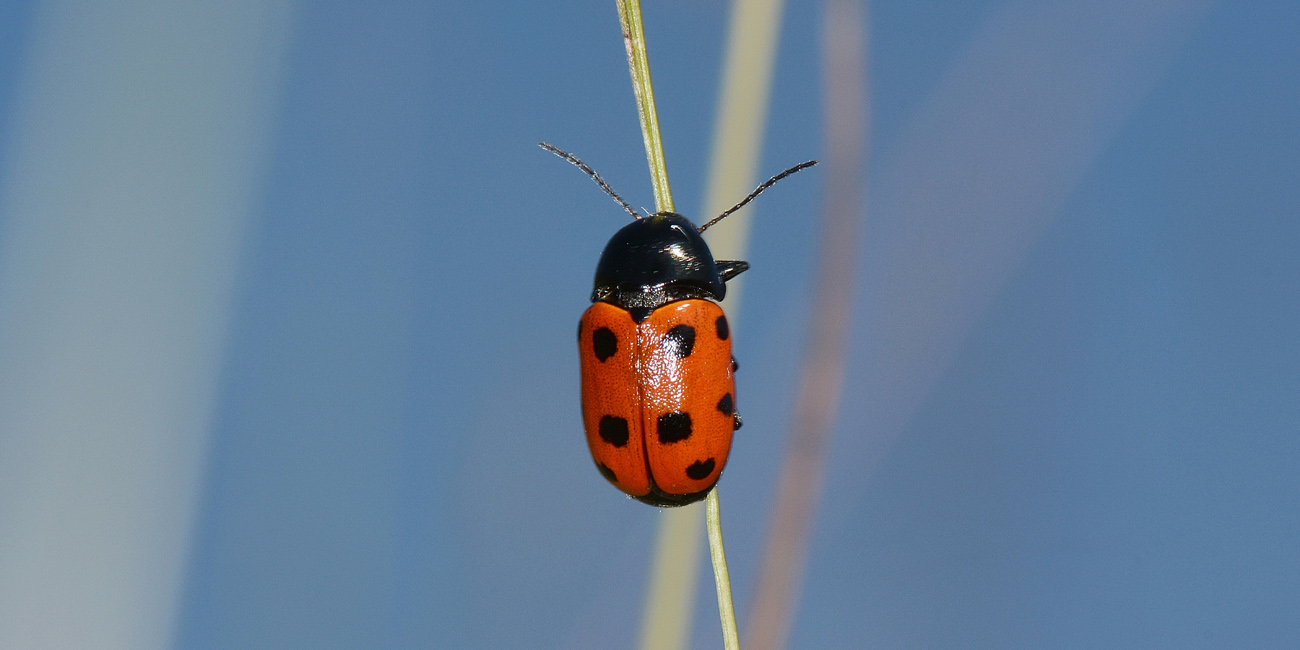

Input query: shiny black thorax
[592,212,748,322]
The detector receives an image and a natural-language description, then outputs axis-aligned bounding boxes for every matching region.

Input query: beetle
[542,143,815,506]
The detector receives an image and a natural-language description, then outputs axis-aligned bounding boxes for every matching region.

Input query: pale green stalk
[746,3,868,650]
[707,490,741,650]
[616,2,786,650]
[615,5,703,649]
[614,5,700,650]
[615,0,673,213]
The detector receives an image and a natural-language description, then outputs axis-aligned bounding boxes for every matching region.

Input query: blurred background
[0,1,1297,649]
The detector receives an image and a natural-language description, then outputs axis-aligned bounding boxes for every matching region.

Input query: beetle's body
[543,142,814,506]
[579,299,739,505]
[578,213,745,506]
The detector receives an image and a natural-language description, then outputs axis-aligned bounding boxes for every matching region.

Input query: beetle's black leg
[717,260,749,282]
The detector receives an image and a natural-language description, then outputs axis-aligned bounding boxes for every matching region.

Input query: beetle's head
[591,212,725,311]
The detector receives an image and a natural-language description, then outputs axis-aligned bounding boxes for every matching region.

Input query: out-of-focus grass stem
[746,2,869,650]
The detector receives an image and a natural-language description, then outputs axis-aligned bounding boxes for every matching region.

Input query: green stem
[615,0,673,213]
[616,3,740,650]
[707,489,742,650]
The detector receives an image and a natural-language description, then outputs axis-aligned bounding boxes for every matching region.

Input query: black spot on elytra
[715,315,729,340]
[731,357,739,372]
[662,324,695,359]
[657,411,692,443]
[685,458,716,480]
[628,307,652,323]
[599,415,629,447]
[592,327,617,361]
[733,412,743,430]
[716,393,734,416]
[597,462,618,484]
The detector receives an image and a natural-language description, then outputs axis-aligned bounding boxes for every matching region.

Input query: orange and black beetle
[543,143,814,506]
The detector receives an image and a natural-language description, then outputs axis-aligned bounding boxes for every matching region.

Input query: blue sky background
[0,1,1296,649]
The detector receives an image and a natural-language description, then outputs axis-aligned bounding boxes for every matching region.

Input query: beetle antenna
[697,160,818,233]
[539,142,642,220]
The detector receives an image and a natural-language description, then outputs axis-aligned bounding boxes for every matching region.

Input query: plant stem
[615,0,673,213]
[617,7,699,650]
[616,3,743,650]
[707,489,742,650]
[746,2,868,649]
